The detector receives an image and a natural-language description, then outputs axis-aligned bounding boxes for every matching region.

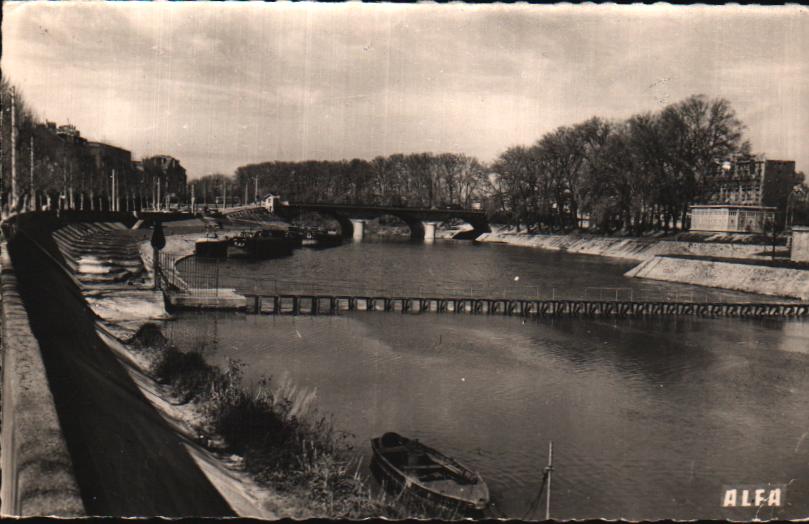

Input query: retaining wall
[0,243,84,517]
[477,230,775,261]
[625,256,809,300]
[0,212,234,517]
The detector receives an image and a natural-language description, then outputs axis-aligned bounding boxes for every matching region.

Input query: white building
[262,193,281,213]
[689,204,775,234]
[689,155,796,234]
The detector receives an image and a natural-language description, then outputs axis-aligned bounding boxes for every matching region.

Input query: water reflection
[167,241,809,520]
[181,240,776,302]
[166,310,809,520]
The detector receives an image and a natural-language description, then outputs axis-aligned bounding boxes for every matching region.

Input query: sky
[3,2,808,179]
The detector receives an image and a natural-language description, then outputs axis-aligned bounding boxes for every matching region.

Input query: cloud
[3,2,808,177]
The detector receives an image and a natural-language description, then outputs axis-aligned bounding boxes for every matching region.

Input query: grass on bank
[129,324,413,519]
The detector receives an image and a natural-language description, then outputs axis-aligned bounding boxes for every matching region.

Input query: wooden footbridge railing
[242,294,809,319]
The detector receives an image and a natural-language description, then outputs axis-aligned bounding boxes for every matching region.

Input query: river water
[166,240,809,520]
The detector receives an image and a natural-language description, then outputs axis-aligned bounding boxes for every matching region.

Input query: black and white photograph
[0,1,808,520]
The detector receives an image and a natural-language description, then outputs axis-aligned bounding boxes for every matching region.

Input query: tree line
[5,71,805,232]
[491,95,756,234]
[190,153,488,210]
[205,93,803,233]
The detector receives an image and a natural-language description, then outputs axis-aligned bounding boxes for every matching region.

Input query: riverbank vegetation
[130,324,409,519]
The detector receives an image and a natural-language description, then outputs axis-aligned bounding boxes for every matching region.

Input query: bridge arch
[279,210,427,241]
[275,203,491,241]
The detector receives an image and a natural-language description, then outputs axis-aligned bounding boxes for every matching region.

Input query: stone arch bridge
[272,202,491,240]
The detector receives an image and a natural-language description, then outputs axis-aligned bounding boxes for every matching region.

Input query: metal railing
[159,253,221,297]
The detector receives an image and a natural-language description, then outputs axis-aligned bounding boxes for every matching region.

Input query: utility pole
[68,157,74,210]
[223,178,227,209]
[63,157,68,210]
[244,183,248,207]
[0,89,4,209]
[254,175,258,204]
[10,87,17,209]
[30,135,35,211]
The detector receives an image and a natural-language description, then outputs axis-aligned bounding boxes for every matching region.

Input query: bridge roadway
[241,293,809,319]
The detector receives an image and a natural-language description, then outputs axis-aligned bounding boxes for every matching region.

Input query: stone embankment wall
[0,242,84,517]
[625,256,809,301]
[476,228,808,299]
[477,229,774,261]
[0,212,234,517]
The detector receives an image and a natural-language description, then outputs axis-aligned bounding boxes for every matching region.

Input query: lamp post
[766,210,780,261]
[787,185,802,231]
[10,87,17,210]
[151,221,166,290]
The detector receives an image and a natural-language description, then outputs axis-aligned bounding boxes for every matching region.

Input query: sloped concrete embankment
[2,213,234,516]
[625,256,809,300]
[477,230,775,261]
[50,220,169,336]
[0,243,84,517]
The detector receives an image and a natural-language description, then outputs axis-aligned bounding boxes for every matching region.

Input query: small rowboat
[370,432,489,514]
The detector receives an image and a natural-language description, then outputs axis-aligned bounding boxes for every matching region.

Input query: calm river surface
[168,240,809,520]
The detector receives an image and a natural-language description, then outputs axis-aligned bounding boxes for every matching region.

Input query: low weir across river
[236,293,809,319]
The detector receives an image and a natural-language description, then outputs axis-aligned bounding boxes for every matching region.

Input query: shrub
[129,324,412,518]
